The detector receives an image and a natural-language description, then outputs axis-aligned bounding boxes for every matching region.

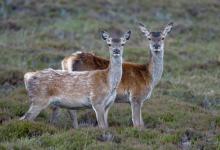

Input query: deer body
[61,50,161,127]
[62,51,164,102]
[25,69,116,108]
[21,31,131,128]
[60,23,173,128]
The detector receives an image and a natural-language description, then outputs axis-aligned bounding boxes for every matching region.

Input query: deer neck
[148,50,164,87]
[107,55,123,92]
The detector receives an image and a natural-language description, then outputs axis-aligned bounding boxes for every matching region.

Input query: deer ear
[121,30,131,44]
[124,30,131,40]
[162,22,173,36]
[138,22,150,36]
[101,31,110,40]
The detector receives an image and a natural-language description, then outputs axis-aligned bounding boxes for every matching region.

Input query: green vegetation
[0,0,219,149]
[0,120,58,141]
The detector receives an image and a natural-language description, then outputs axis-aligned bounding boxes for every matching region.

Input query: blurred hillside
[0,0,220,149]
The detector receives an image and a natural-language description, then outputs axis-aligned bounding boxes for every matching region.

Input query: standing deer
[20,30,131,129]
[59,22,173,128]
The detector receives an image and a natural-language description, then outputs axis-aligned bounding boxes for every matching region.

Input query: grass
[0,120,58,141]
[0,0,219,149]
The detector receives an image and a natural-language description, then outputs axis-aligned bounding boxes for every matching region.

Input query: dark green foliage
[160,112,175,123]
[143,115,161,128]
[0,120,58,141]
[0,99,28,118]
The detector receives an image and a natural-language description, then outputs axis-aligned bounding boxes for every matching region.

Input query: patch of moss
[0,99,28,117]
[159,112,175,123]
[143,115,161,128]
[38,129,99,149]
[160,134,181,144]
[0,120,58,141]
[121,128,158,144]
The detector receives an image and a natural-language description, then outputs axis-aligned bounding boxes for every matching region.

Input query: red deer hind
[20,30,131,129]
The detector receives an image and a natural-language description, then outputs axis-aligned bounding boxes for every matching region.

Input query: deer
[20,30,131,129]
[57,22,173,128]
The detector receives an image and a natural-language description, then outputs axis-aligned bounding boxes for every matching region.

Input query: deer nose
[153,44,160,49]
[113,49,120,54]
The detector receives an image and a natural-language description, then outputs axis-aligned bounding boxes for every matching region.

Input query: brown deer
[59,22,173,128]
[20,30,131,129]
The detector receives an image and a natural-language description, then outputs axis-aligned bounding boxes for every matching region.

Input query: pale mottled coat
[21,31,131,129]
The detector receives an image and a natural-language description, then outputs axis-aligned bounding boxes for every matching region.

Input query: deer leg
[93,104,107,129]
[104,106,111,127]
[50,106,60,124]
[20,103,44,121]
[140,112,144,127]
[138,101,144,127]
[68,110,79,129]
[103,100,114,127]
[131,101,144,128]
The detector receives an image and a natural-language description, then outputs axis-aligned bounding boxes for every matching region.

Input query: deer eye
[121,44,124,46]
[161,37,165,40]
[108,44,111,46]
[148,38,151,40]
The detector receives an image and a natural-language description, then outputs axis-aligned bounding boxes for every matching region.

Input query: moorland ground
[0,0,220,149]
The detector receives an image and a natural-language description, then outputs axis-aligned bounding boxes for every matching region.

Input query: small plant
[160,112,175,123]
[160,134,180,144]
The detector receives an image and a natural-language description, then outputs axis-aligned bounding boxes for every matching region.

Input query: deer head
[101,30,131,57]
[139,22,173,54]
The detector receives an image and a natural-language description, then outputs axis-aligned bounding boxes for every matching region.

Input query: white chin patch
[154,50,161,52]
[153,50,162,54]
[113,54,121,57]
[153,49,162,52]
